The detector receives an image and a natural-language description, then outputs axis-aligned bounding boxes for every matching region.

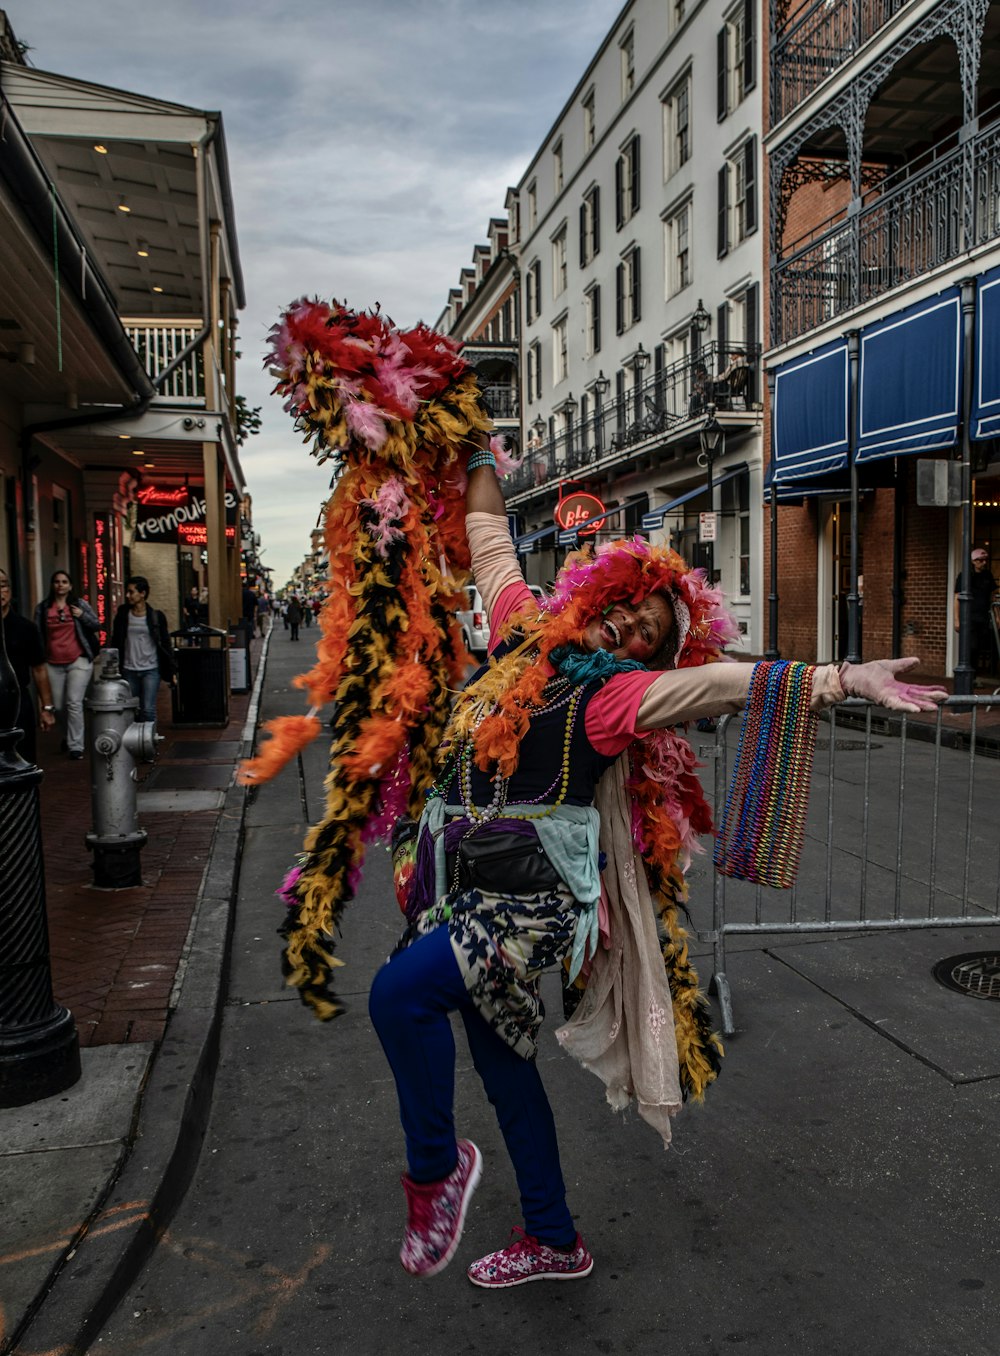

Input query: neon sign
[137,485,190,506]
[554,491,607,536]
[93,513,110,644]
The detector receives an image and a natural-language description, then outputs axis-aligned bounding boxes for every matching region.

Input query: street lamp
[698,404,725,583]
[692,298,711,333]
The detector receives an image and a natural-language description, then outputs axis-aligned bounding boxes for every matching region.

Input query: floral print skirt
[399,884,581,1061]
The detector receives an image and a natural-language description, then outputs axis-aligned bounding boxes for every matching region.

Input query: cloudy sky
[11,0,623,583]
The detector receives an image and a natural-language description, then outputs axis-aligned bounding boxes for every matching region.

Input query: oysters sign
[554,490,606,536]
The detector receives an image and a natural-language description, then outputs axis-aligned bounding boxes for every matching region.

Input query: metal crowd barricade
[701,696,1000,1036]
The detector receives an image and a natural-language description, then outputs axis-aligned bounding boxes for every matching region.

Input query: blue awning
[763,459,850,504]
[514,522,560,555]
[772,341,849,483]
[974,266,1000,441]
[641,463,748,530]
[856,289,961,463]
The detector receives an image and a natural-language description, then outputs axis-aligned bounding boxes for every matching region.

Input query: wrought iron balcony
[125,321,205,401]
[772,120,1000,345]
[504,344,760,500]
[771,0,909,124]
[481,384,519,419]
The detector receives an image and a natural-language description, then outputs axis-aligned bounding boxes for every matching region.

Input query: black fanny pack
[447,829,562,896]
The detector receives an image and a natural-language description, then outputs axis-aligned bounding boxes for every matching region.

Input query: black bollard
[0,617,80,1107]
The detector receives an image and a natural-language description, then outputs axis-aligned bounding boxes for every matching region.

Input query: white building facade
[505,0,765,650]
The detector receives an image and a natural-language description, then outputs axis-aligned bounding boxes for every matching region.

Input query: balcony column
[203,443,227,631]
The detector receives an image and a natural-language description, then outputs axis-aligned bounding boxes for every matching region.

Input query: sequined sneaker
[467,1226,594,1288]
[399,1139,482,1278]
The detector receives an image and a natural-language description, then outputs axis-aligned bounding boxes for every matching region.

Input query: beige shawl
[555,753,683,1148]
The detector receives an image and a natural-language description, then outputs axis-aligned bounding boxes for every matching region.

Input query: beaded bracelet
[467,450,497,473]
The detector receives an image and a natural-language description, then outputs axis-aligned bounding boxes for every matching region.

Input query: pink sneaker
[467,1226,594,1288]
[399,1139,482,1277]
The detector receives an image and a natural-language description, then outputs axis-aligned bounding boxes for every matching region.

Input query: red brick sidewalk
[38,642,260,1048]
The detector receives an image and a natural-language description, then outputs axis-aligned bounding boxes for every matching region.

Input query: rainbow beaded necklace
[713,660,818,889]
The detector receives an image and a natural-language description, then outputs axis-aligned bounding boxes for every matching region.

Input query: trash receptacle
[171,625,230,727]
[228,623,252,694]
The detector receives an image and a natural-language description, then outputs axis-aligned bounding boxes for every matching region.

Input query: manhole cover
[932,953,1000,1001]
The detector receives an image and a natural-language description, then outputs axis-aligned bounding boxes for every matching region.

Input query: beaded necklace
[431,670,585,824]
[714,660,817,887]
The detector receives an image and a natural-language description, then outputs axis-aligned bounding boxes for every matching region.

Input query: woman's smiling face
[581,592,675,666]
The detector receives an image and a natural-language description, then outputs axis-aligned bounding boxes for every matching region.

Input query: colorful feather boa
[238,299,495,1018]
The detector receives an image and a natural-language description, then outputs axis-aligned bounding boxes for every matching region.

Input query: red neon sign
[177,523,237,545]
[555,491,606,536]
[93,513,110,644]
[137,485,190,506]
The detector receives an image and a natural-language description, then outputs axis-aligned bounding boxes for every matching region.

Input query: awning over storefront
[856,289,961,463]
[514,522,560,555]
[641,463,748,531]
[772,341,849,483]
[763,460,851,504]
[974,266,1000,441]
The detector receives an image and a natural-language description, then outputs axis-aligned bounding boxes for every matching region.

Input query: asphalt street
[68,633,999,1356]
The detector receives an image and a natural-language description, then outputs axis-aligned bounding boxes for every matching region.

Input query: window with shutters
[585,284,602,355]
[662,74,691,181]
[717,0,755,121]
[729,137,757,245]
[552,226,568,298]
[582,89,596,152]
[615,135,641,229]
[525,258,542,323]
[552,316,568,385]
[665,202,691,297]
[616,246,642,333]
[553,141,564,195]
[620,29,635,102]
[527,181,537,232]
[526,340,542,403]
[580,186,600,266]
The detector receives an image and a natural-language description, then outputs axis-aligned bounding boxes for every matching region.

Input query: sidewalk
[1,631,269,1355]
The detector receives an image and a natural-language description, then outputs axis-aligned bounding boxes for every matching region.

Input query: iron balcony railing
[505,343,759,499]
[772,121,1000,345]
[125,322,205,401]
[771,0,909,123]
[482,384,519,419]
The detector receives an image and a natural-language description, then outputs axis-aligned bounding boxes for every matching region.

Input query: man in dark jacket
[285,595,303,641]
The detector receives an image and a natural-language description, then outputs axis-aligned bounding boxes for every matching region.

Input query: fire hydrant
[84,648,160,888]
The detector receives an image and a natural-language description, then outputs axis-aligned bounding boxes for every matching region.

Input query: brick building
[764,0,1000,684]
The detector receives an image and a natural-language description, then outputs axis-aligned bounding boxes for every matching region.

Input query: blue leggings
[368,925,576,1247]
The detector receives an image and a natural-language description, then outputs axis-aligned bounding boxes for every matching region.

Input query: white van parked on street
[457,583,545,657]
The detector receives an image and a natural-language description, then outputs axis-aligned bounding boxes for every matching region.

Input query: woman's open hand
[838,657,948,712]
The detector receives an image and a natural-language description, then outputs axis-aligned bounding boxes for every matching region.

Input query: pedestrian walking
[32,569,100,759]
[363,444,946,1287]
[256,590,271,637]
[0,568,56,764]
[285,594,302,641]
[302,596,312,628]
[111,576,176,725]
